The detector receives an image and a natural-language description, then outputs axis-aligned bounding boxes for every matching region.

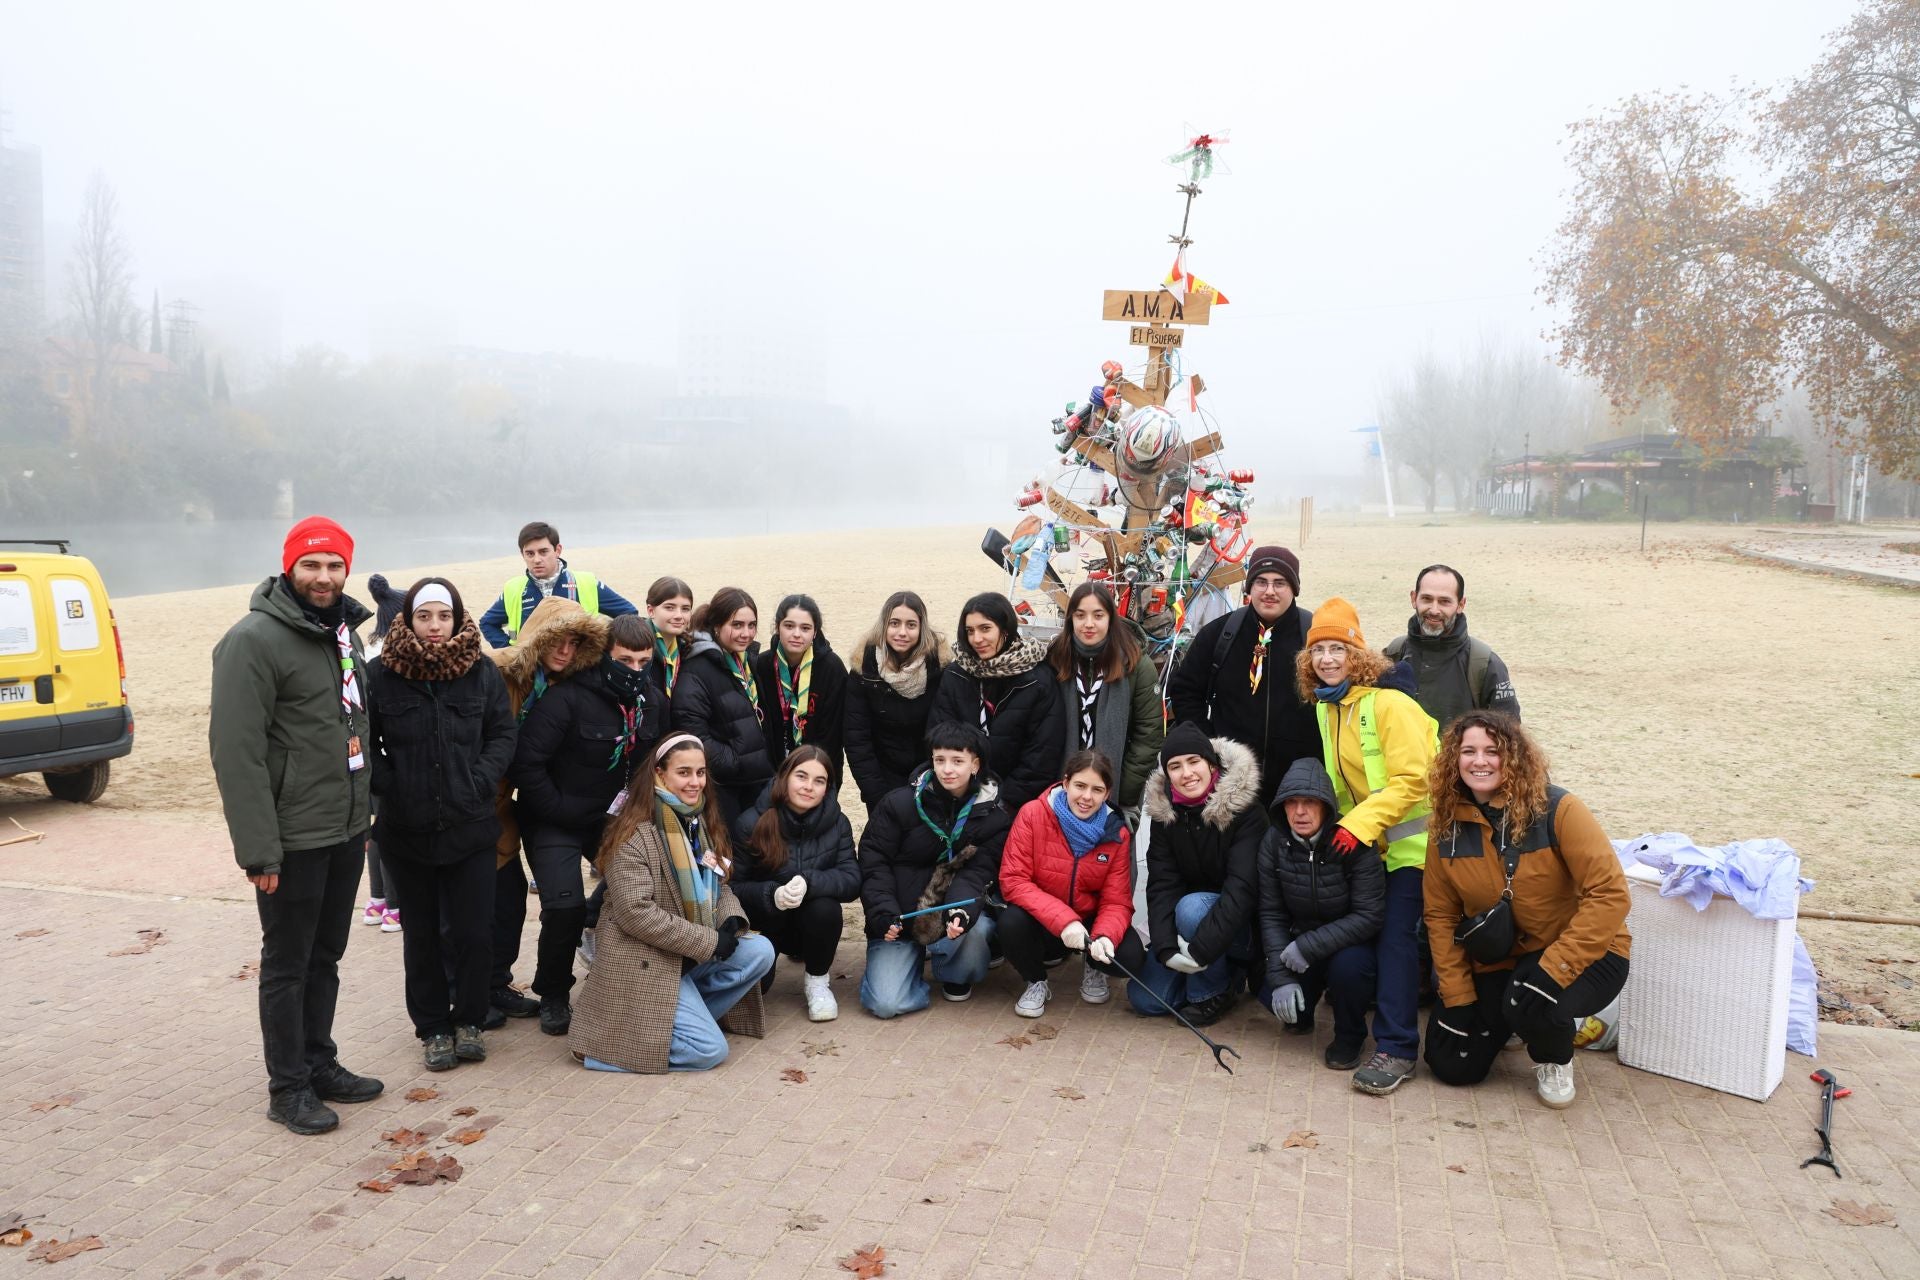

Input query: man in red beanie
[210,515,384,1135]
[1168,545,1318,807]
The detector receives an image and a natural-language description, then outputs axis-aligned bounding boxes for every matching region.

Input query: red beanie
[283,515,355,576]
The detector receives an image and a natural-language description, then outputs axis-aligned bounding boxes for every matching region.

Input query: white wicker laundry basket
[1616,864,1794,1101]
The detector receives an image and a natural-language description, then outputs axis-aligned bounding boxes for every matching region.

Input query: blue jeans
[1262,941,1378,1045]
[585,934,775,1073]
[1370,866,1424,1059]
[859,916,998,1019]
[1126,891,1251,1016]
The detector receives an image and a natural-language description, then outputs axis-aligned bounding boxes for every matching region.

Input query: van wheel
[44,761,110,804]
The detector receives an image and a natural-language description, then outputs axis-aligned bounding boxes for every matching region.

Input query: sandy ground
[18,514,1918,1025]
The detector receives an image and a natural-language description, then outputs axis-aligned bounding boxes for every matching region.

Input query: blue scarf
[1049,788,1111,858]
[1314,679,1351,703]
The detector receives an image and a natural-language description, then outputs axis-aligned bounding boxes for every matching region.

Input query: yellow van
[0,541,133,802]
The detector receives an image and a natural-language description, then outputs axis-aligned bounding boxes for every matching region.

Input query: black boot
[491,987,540,1018]
[310,1062,385,1104]
[267,1088,339,1135]
[539,999,571,1037]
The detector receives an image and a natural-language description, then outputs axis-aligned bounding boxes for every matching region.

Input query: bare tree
[65,171,137,433]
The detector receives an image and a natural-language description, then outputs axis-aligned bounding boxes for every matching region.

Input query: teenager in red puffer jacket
[997,749,1150,1019]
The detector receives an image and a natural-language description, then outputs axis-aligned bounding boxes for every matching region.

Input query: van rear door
[46,571,126,751]
[0,570,58,756]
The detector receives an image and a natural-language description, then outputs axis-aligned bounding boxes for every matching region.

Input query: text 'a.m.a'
[1101,290,1211,326]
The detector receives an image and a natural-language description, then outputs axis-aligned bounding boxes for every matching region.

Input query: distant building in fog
[0,140,46,342]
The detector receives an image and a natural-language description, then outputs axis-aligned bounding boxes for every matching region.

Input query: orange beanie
[1305,597,1365,649]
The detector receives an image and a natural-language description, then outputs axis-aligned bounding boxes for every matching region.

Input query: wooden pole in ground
[1801,908,1920,928]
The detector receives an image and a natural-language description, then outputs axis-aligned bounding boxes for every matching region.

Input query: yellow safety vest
[1315,689,1438,872]
[502,570,601,640]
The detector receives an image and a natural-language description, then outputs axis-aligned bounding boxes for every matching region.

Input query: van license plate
[0,685,29,703]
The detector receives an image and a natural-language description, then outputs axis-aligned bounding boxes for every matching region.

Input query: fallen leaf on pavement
[996,1034,1031,1051]
[784,1212,826,1232]
[13,929,49,939]
[450,1106,477,1117]
[387,1151,462,1186]
[380,1128,428,1149]
[1028,1023,1059,1041]
[801,1040,841,1058]
[28,1096,77,1114]
[0,1211,31,1245]
[404,1088,440,1102]
[1281,1130,1319,1150]
[1446,1164,1467,1174]
[1052,1086,1085,1101]
[780,1068,808,1084]
[107,929,167,957]
[27,1235,103,1263]
[1827,1199,1896,1227]
[838,1243,888,1277]
[443,1129,487,1146]
[356,1179,395,1194]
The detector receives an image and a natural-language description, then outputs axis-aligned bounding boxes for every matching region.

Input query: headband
[411,583,455,614]
[652,732,704,764]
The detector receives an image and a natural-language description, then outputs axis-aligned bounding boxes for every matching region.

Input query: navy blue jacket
[478,559,636,648]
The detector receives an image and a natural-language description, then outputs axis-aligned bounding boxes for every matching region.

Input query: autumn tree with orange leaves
[1543,0,1919,479]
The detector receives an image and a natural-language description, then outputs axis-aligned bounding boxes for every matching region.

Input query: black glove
[1505,964,1568,1028]
[1430,1002,1481,1042]
[712,917,745,962]
[946,907,971,932]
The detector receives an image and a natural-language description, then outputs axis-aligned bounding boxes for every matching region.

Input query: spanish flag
[1164,248,1230,306]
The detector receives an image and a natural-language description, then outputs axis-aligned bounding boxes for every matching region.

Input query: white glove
[1060,921,1090,951]
[1271,983,1306,1024]
[1165,936,1204,975]
[773,876,807,911]
[1088,935,1115,965]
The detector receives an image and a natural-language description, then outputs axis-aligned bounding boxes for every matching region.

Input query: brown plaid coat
[567,823,766,1074]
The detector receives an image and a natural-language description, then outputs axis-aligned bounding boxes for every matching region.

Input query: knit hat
[1159,721,1221,773]
[282,515,354,576]
[1305,597,1364,649]
[1244,545,1301,594]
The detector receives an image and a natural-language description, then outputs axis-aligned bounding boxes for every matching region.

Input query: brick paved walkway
[3,805,1918,1279]
[1732,529,1920,588]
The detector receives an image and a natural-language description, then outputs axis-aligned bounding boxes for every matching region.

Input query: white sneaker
[803,974,838,1022]
[1080,965,1110,1005]
[1015,980,1052,1018]
[361,898,385,926]
[1536,1061,1576,1109]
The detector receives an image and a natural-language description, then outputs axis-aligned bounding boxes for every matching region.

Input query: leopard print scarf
[381,617,483,681]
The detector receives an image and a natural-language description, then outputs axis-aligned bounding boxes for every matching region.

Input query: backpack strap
[1208,606,1247,680]
[1383,634,1406,659]
[1467,637,1492,708]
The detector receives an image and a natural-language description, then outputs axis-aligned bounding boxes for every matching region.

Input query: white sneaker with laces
[1536,1061,1576,1108]
[1079,965,1110,1004]
[803,973,838,1022]
[1015,980,1052,1018]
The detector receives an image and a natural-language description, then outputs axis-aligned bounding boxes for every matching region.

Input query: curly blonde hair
[1292,643,1392,701]
[1425,710,1551,848]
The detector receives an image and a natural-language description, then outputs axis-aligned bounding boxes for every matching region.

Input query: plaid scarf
[655,789,722,927]
[776,645,813,749]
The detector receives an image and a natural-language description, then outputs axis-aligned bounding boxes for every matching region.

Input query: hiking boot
[1536,1061,1576,1109]
[803,973,838,1022]
[266,1087,338,1135]
[940,982,973,1003]
[1079,965,1110,1005]
[309,1062,384,1104]
[1324,1037,1367,1071]
[454,1025,487,1062]
[1015,980,1052,1018]
[361,898,386,926]
[1182,990,1238,1027]
[491,988,540,1019]
[482,1005,507,1031]
[539,999,571,1036]
[1352,1052,1416,1095]
[423,1034,458,1071]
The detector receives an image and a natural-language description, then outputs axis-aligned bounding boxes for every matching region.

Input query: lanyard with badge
[338,622,366,771]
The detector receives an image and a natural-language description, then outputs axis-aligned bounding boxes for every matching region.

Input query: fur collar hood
[1140,737,1262,830]
[493,597,608,701]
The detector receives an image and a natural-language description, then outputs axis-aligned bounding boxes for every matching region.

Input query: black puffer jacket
[510,671,660,833]
[1258,757,1386,987]
[367,647,516,846]
[753,636,848,787]
[1166,604,1318,807]
[671,634,774,820]
[729,786,861,917]
[843,644,947,807]
[858,771,1012,942]
[1139,737,1269,966]
[930,638,1062,811]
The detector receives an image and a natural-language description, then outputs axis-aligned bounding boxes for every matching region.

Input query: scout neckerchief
[914,774,976,861]
[607,702,640,772]
[776,644,813,749]
[725,648,762,723]
[655,788,720,927]
[655,633,680,695]
[1075,658,1103,748]
[1249,624,1275,694]
[522,668,549,721]
[337,623,365,771]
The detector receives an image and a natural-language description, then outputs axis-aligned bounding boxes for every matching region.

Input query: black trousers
[255,834,365,1097]
[526,824,599,1000]
[491,853,528,991]
[383,843,496,1039]
[996,903,1148,983]
[741,893,844,976]
[1425,950,1630,1082]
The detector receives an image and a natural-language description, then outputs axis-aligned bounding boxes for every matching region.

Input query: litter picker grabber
[1102,952,1242,1076]
[1801,1068,1847,1177]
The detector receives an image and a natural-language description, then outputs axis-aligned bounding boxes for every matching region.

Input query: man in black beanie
[1168,545,1317,807]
